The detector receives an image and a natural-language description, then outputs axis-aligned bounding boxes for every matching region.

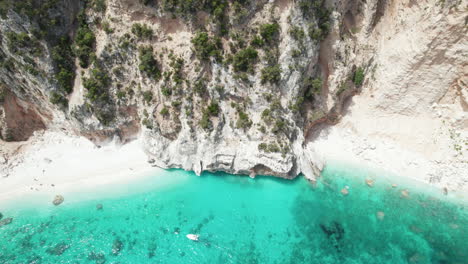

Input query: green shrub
[353,67,365,86]
[232,47,258,72]
[93,0,106,12]
[102,21,114,34]
[207,101,220,116]
[52,37,76,94]
[142,118,153,129]
[305,77,322,97]
[6,31,42,56]
[191,32,223,61]
[0,86,5,103]
[199,111,212,130]
[194,79,207,96]
[82,66,110,102]
[142,90,153,103]
[171,100,182,109]
[260,23,280,43]
[116,90,126,99]
[258,142,281,153]
[251,35,264,47]
[267,143,280,153]
[291,49,302,58]
[49,92,68,108]
[160,106,170,116]
[261,65,282,84]
[131,23,153,40]
[272,118,287,134]
[236,111,252,129]
[75,25,96,68]
[289,26,305,41]
[138,46,161,79]
[258,143,268,152]
[161,86,172,96]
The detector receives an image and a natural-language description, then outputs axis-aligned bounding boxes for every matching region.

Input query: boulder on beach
[53,195,64,206]
[0,217,13,227]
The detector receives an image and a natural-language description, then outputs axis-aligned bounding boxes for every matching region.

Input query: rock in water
[401,190,410,198]
[88,252,107,264]
[0,212,3,220]
[112,239,124,255]
[376,211,385,221]
[96,204,103,210]
[53,195,64,206]
[0,217,13,227]
[365,179,374,187]
[46,242,70,256]
[341,188,349,196]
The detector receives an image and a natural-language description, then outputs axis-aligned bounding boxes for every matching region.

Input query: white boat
[186,234,199,241]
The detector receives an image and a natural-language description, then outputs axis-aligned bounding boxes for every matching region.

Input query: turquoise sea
[0,163,467,264]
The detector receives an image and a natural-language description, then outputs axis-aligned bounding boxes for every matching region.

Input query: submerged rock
[46,242,69,255]
[341,187,349,196]
[401,190,410,198]
[96,204,103,210]
[376,211,385,221]
[0,217,13,227]
[365,179,374,187]
[0,212,3,220]
[112,239,124,255]
[53,195,64,206]
[88,252,106,264]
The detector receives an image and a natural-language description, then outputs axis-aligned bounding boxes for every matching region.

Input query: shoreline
[1,130,466,208]
[0,131,162,207]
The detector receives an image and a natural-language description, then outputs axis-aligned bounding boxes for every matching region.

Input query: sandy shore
[0,131,161,206]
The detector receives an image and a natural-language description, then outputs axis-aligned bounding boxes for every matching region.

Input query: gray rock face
[53,195,64,206]
[1,0,464,186]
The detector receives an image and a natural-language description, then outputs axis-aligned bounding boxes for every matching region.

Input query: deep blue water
[0,164,467,264]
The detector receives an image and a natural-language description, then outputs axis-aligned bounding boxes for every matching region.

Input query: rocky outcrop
[0,88,48,141]
[53,195,64,206]
[0,0,465,186]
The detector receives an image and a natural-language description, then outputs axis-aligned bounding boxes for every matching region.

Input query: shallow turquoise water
[0,165,467,264]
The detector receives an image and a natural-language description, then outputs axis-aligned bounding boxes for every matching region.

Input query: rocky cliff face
[0,0,466,184]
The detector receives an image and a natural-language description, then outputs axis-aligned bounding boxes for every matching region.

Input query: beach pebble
[341,188,349,196]
[96,204,103,210]
[44,158,52,164]
[53,195,65,206]
[0,156,6,164]
[401,189,410,198]
[365,179,374,187]
[376,211,385,221]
